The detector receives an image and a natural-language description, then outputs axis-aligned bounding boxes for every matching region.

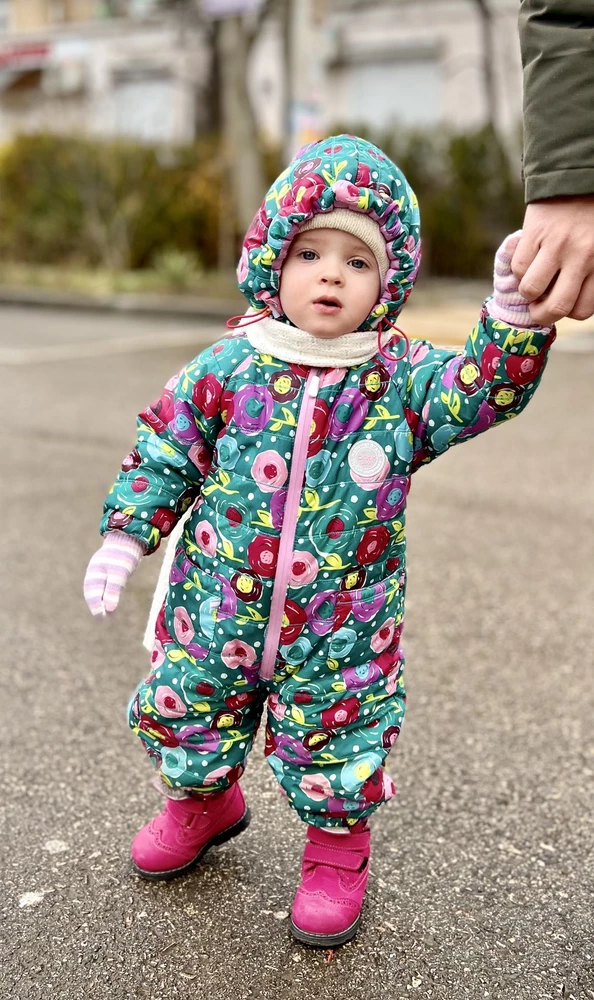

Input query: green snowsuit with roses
[101,136,555,828]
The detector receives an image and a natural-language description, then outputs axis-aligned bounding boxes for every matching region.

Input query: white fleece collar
[245,315,392,368]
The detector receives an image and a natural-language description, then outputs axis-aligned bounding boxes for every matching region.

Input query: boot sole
[131,806,251,882]
[289,911,362,949]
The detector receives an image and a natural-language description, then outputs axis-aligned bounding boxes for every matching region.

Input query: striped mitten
[84,530,146,616]
[487,231,535,328]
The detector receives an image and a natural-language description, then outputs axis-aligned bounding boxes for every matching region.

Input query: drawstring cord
[226,306,272,330]
[377,317,409,363]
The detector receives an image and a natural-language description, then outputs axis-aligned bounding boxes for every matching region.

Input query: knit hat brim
[298,209,389,280]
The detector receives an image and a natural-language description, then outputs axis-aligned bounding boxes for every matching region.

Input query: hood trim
[238,135,422,332]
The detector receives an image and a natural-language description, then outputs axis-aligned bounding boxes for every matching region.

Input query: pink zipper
[259,368,321,681]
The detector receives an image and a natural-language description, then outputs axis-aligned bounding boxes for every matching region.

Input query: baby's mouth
[312,296,342,314]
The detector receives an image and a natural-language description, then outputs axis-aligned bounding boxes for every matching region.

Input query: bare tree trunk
[280,0,293,159]
[472,0,498,133]
[202,19,222,134]
[217,14,267,235]
[160,0,281,266]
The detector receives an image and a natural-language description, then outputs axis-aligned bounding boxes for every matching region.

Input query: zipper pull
[307,373,320,398]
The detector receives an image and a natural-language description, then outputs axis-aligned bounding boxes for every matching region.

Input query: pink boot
[131,783,250,881]
[290,823,371,947]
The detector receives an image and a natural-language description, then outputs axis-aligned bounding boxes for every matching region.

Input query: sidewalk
[0,279,591,347]
[3,311,593,1000]
[404,304,592,346]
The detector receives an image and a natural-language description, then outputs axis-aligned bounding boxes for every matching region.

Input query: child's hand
[84,531,146,617]
[488,231,541,328]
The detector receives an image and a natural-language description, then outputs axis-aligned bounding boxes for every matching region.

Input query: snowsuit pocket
[164,551,222,662]
[328,569,405,671]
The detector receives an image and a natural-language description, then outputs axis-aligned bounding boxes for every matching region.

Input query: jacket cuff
[100,529,148,558]
[100,509,174,553]
[525,167,594,203]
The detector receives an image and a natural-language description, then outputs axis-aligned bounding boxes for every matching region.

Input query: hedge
[0,126,524,278]
[0,134,227,271]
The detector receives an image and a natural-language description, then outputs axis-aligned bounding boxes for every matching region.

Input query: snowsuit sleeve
[519,0,594,200]
[100,348,228,553]
[406,301,556,470]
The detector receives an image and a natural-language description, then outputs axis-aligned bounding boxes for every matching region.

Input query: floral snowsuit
[101,136,554,828]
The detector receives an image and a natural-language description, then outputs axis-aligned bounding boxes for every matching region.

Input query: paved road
[1,306,593,1000]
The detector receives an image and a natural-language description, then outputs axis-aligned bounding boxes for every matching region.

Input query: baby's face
[279,228,381,338]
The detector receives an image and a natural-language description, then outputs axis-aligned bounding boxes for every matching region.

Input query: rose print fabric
[103,311,554,827]
[99,135,554,827]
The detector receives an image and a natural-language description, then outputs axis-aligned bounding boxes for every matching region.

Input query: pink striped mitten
[84,530,146,617]
[487,231,534,328]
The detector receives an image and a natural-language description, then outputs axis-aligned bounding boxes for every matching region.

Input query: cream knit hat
[298,209,389,280]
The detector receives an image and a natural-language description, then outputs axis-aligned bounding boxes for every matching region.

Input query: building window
[341,52,441,130]
[111,68,177,143]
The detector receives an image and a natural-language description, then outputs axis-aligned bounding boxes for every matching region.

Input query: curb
[0,284,243,320]
[0,278,492,319]
[1,284,592,351]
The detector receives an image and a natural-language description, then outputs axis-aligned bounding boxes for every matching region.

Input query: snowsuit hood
[238,134,422,331]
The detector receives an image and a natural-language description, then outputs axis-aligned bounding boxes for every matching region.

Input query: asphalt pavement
[1,305,593,1000]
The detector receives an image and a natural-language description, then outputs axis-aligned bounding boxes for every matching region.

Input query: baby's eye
[298,250,318,261]
[349,258,369,270]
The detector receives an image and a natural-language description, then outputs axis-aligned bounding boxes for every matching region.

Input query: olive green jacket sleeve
[519,0,594,201]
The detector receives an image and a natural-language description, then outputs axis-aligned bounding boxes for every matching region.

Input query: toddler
[84,135,555,948]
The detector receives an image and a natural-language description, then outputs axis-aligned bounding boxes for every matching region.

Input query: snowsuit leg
[128,541,406,818]
[128,561,267,795]
[264,604,406,828]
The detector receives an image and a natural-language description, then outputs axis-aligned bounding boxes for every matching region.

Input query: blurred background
[3,7,594,994]
[0,0,527,301]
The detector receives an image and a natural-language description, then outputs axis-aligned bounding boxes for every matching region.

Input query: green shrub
[332,122,525,278]
[0,126,524,279]
[0,133,226,271]
[152,247,203,290]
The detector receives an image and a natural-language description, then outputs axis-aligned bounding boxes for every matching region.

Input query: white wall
[250,0,523,146]
[324,1,522,136]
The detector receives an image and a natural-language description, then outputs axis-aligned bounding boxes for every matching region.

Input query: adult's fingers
[527,267,585,326]
[511,230,539,281]
[569,273,594,322]
[517,248,559,303]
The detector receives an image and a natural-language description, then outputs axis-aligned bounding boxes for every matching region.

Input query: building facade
[250,0,523,153]
[0,1,206,144]
[323,0,523,137]
[0,0,523,148]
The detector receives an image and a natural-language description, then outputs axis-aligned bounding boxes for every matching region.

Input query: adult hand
[84,530,146,616]
[511,197,594,326]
